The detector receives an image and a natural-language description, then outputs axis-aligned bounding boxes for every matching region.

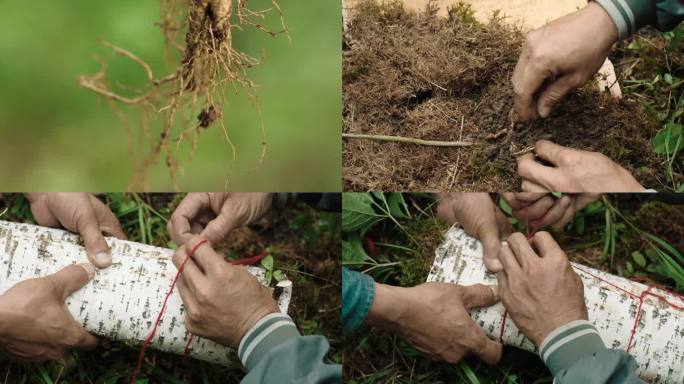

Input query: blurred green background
[0,0,341,191]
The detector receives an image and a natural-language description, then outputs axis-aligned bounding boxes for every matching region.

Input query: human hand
[437,193,513,272]
[0,264,98,361]
[517,140,645,192]
[26,193,126,268]
[172,236,279,349]
[366,282,502,364]
[512,2,618,120]
[168,193,273,246]
[497,232,587,346]
[502,193,600,230]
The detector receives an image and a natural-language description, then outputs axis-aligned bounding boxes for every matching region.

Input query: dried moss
[343,0,661,191]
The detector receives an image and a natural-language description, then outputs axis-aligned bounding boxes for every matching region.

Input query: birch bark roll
[0,220,292,366]
[427,226,684,384]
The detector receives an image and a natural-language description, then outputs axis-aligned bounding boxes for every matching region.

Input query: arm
[497,232,641,383]
[595,0,684,39]
[240,314,341,384]
[171,237,341,383]
[540,320,641,384]
[342,267,375,335]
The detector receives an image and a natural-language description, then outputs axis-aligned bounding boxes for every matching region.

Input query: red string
[497,204,684,353]
[130,240,269,383]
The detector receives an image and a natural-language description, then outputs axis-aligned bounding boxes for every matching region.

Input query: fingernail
[95,252,111,267]
[78,263,95,279]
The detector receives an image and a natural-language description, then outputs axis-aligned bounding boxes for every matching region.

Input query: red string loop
[130,240,269,383]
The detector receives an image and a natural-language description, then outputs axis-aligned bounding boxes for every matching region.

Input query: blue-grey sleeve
[342,267,376,335]
[595,0,684,39]
[239,313,342,384]
[540,320,642,384]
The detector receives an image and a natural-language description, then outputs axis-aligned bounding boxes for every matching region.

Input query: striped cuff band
[237,313,300,370]
[595,0,655,40]
[539,320,607,376]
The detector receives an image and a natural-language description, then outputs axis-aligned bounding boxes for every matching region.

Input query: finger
[49,264,95,301]
[89,195,127,240]
[552,200,578,230]
[534,140,567,168]
[531,195,571,228]
[521,179,550,193]
[73,327,98,350]
[480,234,503,273]
[512,43,546,121]
[537,75,578,118]
[169,194,207,246]
[514,195,554,222]
[507,232,537,270]
[200,213,239,245]
[184,236,222,273]
[469,324,503,365]
[172,246,205,291]
[499,241,521,275]
[177,278,200,314]
[531,231,564,260]
[75,202,112,268]
[496,270,508,291]
[500,193,522,210]
[517,154,557,191]
[461,284,500,309]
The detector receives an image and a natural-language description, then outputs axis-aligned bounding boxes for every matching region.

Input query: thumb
[75,204,112,268]
[479,227,503,272]
[537,75,577,118]
[470,324,503,365]
[461,284,500,309]
[49,264,95,301]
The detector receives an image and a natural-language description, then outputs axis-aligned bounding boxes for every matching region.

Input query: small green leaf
[273,270,286,282]
[632,251,647,268]
[652,123,684,155]
[665,73,674,85]
[261,255,274,271]
[626,261,634,274]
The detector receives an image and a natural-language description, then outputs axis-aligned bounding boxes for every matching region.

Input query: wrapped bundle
[0,220,292,366]
[427,226,684,384]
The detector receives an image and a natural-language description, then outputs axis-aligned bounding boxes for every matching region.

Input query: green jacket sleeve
[342,267,375,335]
[595,0,684,39]
[539,320,642,383]
[239,313,342,384]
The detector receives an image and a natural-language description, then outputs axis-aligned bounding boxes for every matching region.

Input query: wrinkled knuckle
[186,307,203,323]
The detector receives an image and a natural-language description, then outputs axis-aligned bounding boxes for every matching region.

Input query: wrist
[591,0,628,41]
[365,283,407,331]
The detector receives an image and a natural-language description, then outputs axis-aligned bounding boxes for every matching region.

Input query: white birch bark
[0,220,292,366]
[427,226,684,384]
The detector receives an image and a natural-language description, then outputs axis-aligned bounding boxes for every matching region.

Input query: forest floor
[0,193,341,384]
[342,193,684,384]
[342,0,684,191]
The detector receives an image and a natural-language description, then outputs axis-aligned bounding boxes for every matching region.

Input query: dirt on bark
[343,0,661,191]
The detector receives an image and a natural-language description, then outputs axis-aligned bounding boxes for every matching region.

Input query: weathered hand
[366,282,502,364]
[26,193,126,268]
[502,192,600,230]
[497,232,587,346]
[512,2,618,120]
[517,140,645,193]
[172,236,279,349]
[437,193,513,272]
[168,193,273,246]
[0,264,98,361]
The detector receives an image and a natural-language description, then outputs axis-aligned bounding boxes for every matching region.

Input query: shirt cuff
[237,313,301,371]
[538,320,608,377]
[595,0,655,40]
